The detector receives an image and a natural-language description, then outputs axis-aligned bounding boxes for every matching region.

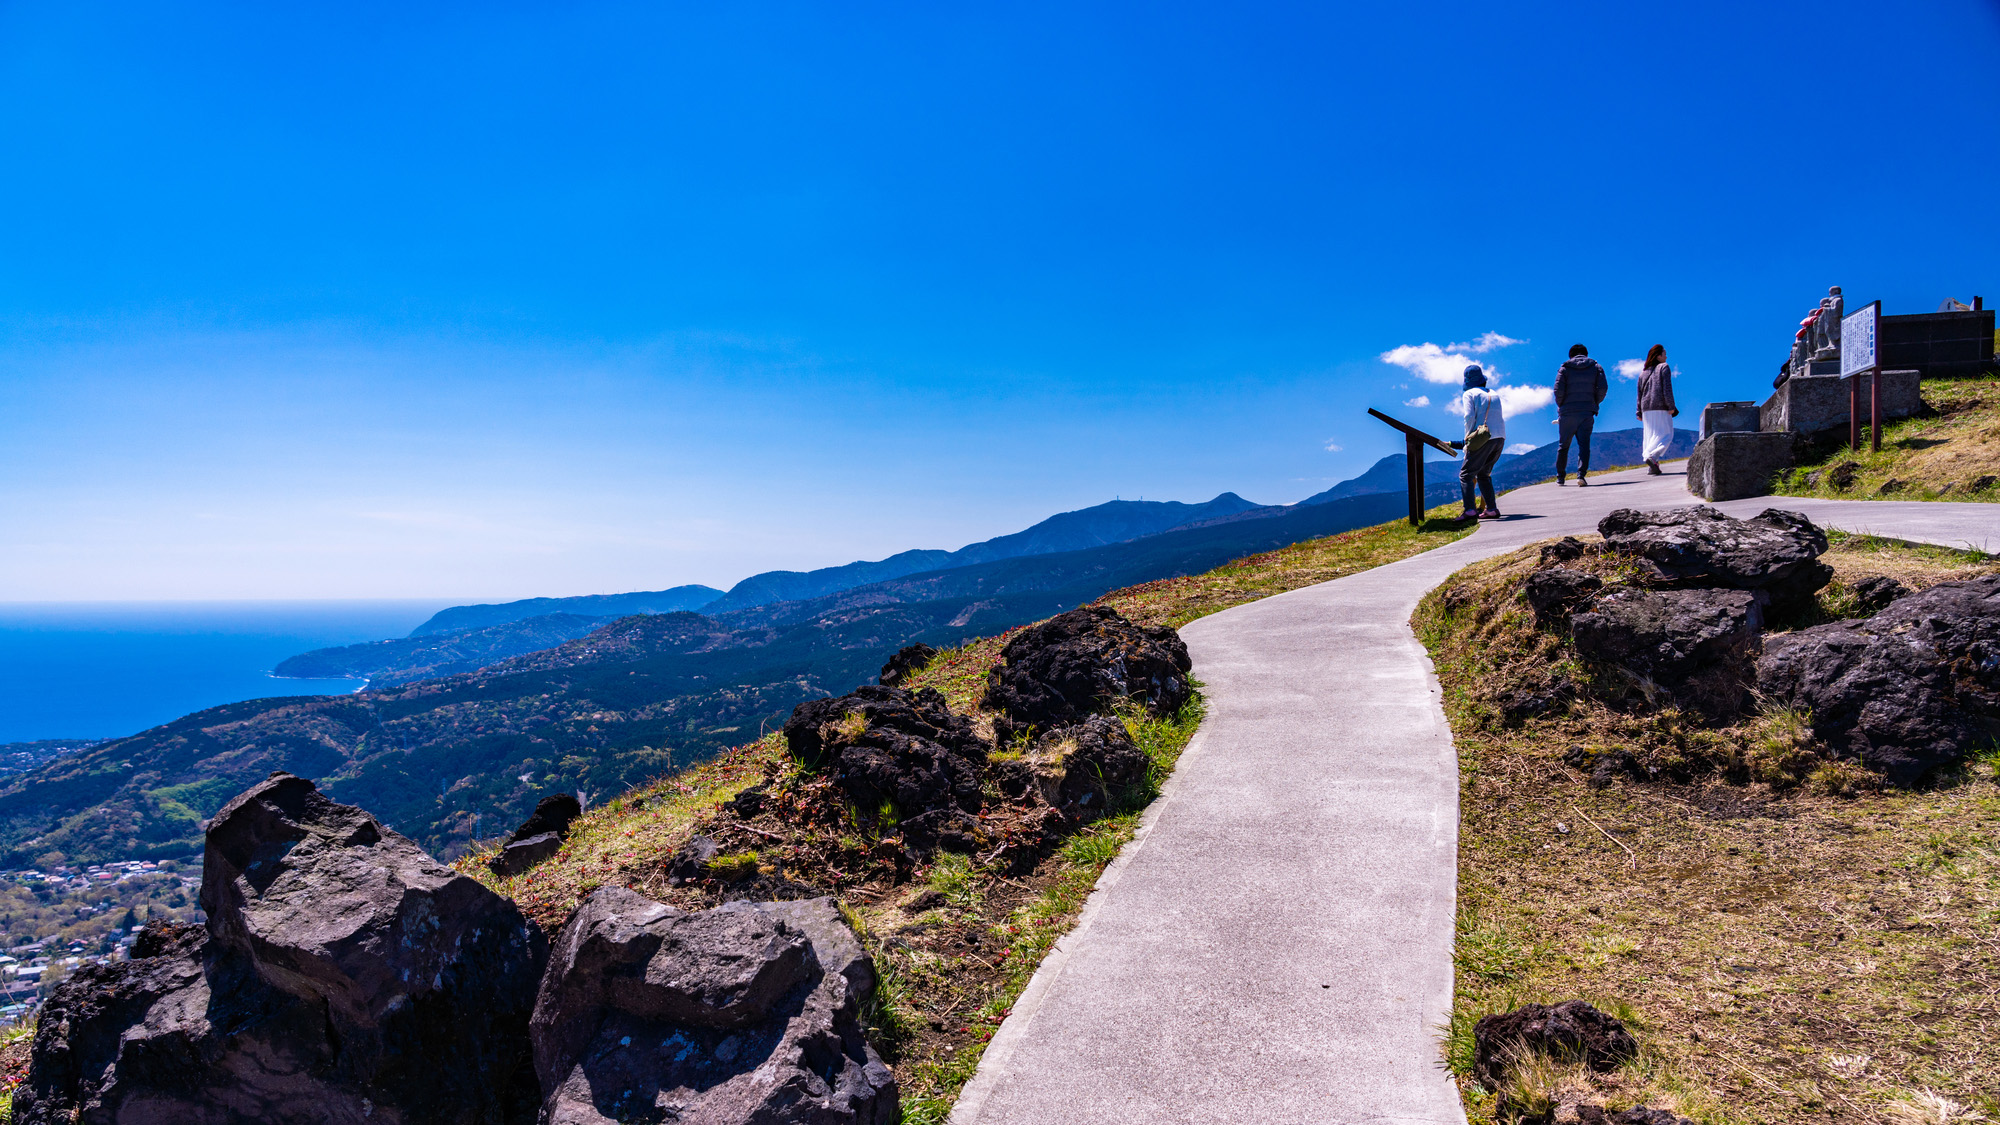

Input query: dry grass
[1419,537,2000,1124]
[1776,376,2000,503]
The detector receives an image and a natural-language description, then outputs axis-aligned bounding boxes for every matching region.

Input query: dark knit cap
[1462,364,1486,388]
[1568,343,1588,357]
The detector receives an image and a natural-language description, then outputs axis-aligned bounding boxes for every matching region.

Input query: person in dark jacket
[1553,343,1607,485]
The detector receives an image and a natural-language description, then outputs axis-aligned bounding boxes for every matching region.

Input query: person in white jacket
[1457,365,1505,520]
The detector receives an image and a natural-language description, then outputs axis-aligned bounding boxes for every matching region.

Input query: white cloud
[1615,358,1645,381]
[1449,332,1526,355]
[1505,442,1537,455]
[1324,440,1343,452]
[1403,395,1430,408]
[1495,385,1556,414]
[1379,331,1525,386]
[1445,383,1555,416]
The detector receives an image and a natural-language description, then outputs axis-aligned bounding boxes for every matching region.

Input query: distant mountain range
[2,426,1701,868]
[0,490,1411,866]
[410,586,723,636]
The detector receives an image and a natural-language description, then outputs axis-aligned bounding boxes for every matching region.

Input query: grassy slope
[449,502,1476,1121]
[1775,375,2000,502]
[1418,533,2000,1124]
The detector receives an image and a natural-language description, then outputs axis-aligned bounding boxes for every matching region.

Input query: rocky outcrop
[490,792,584,876]
[1525,567,1603,627]
[18,772,547,1125]
[1757,574,2000,783]
[1471,1000,1637,1090]
[1571,587,1764,684]
[1048,715,1150,812]
[783,685,989,830]
[529,887,895,1125]
[983,605,1192,740]
[1597,506,1832,612]
[877,642,937,688]
[1847,574,1910,614]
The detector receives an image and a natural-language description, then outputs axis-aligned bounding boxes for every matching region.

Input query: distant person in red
[1636,344,1678,474]
[1457,365,1505,520]
[1553,343,1608,485]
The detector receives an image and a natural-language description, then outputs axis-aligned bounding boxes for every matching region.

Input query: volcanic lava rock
[491,833,565,877]
[18,772,547,1125]
[1471,1000,1637,1089]
[508,791,584,843]
[1048,714,1150,813]
[878,642,938,688]
[1525,567,1604,627]
[1757,574,2000,783]
[1596,506,1833,612]
[490,792,585,877]
[783,685,989,824]
[529,887,896,1125]
[1571,587,1764,684]
[12,922,209,1125]
[1848,574,1911,614]
[982,605,1192,739]
[1538,536,1589,565]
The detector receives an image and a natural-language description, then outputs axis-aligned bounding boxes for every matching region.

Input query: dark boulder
[1049,715,1151,813]
[1471,1000,1637,1090]
[490,832,565,877]
[783,685,989,823]
[724,783,769,818]
[665,834,723,885]
[529,887,896,1125]
[899,808,988,854]
[12,922,208,1125]
[1848,574,1911,614]
[983,605,1192,739]
[18,772,548,1125]
[1571,587,1764,684]
[878,642,938,688]
[1525,567,1603,627]
[1757,574,2000,783]
[1596,506,1833,612]
[1538,536,1589,564]
[507,791,584,844]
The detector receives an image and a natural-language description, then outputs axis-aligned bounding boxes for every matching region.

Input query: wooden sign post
[1367,408,1460,526]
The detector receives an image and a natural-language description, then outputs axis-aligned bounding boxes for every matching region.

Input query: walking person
[1636,344,1678,474]
[1457,365,1505,520]
[1553,343,1607,485]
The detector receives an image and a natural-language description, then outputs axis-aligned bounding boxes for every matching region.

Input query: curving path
[951,464,2000,1125]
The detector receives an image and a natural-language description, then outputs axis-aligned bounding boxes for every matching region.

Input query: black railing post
[1367,408,1459,528]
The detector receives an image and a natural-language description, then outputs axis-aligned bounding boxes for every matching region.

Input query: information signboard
[1840,301,1880,377]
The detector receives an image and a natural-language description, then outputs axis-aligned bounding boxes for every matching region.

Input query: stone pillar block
[1688,431,1796,501]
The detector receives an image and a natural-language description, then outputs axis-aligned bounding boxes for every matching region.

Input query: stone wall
[1759,370,1923,436]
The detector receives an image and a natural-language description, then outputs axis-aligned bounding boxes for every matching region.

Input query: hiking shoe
[1478,509,1502,520]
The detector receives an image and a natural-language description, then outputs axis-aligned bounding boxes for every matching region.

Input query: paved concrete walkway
[952,464,2000,1125]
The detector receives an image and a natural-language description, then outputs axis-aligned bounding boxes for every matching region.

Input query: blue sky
[2,1,1996,600]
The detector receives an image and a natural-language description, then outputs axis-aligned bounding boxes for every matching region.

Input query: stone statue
[1811,285,1843,360]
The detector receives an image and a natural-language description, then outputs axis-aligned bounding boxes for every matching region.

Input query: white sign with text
[1841,301,1879,376]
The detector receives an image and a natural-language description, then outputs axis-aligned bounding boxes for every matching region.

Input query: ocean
[0,601,454,745]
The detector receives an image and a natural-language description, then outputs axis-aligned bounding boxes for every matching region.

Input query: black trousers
[1557,414,1595,477]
